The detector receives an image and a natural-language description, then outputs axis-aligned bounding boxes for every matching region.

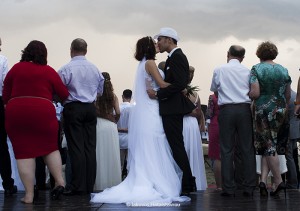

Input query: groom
[148,27,196,195]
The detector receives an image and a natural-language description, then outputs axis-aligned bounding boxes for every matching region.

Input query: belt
[8,96,52,104]
[219,103,250,109]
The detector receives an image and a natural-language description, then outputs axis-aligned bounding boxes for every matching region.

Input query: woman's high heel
[270,182,286,198]
[51,185,65,200]
[259,182,268,197]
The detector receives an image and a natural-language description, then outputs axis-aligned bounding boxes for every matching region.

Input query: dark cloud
[1,0,300,42]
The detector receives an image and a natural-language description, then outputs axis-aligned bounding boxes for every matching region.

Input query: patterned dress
[250,63,291,155]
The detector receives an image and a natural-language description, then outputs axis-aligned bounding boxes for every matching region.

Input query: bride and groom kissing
[90,27,197,205]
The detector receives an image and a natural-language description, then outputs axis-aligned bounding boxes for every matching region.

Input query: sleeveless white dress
[183,94,207,191]
[90,58,190,205]
[94,117,121,190]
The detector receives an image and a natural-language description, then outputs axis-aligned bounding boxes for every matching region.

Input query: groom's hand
[147,89,157,99]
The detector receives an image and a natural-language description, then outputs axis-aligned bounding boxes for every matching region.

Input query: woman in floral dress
[249,41,291,197]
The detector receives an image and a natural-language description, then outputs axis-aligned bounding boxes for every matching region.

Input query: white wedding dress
[90,58,190,205]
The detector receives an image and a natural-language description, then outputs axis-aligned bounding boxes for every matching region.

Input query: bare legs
[213,159,222,190]
[17,158,35,203]
[16,150,65,203]
[43,150,65,188]
[260,153,282,189]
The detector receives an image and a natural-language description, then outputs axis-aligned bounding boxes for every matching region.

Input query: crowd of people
[0,27,300,207]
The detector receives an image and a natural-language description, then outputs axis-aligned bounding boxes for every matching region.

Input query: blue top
[58,56,104,104]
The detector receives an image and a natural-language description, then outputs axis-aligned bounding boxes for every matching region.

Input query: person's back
[118,105,131,129]
[214,60,251,105]
[210,45,256,197]
[7,62,62,100]
[251,63,290,108]
[59,57,103,104]
[94,72,121,190]
[58,38,104,195]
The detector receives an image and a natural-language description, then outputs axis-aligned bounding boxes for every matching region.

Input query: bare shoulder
[145,60,157,74]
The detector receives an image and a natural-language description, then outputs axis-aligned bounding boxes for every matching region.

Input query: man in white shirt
[58,38,104,195]
[117,89,133,179]
[210,45,256,197]
[0,37,17,197]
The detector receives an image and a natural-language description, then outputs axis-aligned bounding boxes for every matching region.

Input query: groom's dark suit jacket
[156,48,195,115]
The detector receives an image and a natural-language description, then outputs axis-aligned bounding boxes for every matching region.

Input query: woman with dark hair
[249,41,291,197]
[91,36,190,205]
[2,40,69,203]
[94,72,121,190]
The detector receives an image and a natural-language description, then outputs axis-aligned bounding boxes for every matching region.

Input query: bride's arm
[145,60,170,88]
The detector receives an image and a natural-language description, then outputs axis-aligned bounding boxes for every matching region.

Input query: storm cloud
[2,0,300,42]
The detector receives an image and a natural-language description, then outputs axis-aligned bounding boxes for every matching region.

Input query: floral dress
[250,63,291,156]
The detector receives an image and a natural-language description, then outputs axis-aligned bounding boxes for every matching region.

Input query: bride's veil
[127,58,152,169]
[126,57,183,193]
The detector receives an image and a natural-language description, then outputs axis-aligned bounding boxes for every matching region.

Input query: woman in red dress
[207,92,221,190]
[2,40,69,203]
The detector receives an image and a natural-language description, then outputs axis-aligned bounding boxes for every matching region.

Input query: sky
[1,0,300,104]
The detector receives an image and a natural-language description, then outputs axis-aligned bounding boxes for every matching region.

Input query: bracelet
[294,101,300,105]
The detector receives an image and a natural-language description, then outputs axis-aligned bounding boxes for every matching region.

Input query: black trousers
[218,103,256,193]
[161,114,194,191]
[63,102,97,193]
[0,97,14,190]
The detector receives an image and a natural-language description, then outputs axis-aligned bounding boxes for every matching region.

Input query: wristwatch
[155,91,158,99]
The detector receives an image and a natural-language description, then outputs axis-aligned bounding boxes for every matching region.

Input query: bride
[90,36,190,205]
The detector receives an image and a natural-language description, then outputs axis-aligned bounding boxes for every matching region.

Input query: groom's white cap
[154,27,180,42]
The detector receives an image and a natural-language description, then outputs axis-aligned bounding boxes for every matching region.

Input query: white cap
[153,27,180,42]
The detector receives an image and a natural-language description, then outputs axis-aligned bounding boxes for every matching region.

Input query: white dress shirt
[0,55,9,96]
[117,102,133,149]
[210,59,251,105]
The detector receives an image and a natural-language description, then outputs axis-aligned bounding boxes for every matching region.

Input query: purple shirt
[58,56,104,104]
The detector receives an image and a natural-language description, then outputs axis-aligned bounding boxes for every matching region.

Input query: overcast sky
[1,0,300,103]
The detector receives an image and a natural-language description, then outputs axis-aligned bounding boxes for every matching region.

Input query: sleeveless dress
[94,117,121,190]
[90,58,190,205]
[183,93,207,190]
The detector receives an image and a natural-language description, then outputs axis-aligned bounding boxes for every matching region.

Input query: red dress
[207,94,220,160]
[2,62,69,159]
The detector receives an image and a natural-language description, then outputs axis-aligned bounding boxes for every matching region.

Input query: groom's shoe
[4,185,17,197]
[180,190,190,196]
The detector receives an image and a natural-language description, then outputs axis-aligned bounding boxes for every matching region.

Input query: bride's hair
[134,36,156,61]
